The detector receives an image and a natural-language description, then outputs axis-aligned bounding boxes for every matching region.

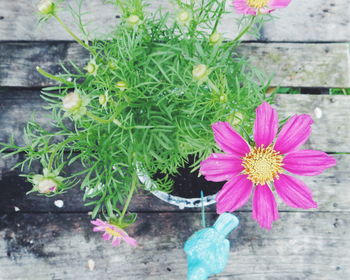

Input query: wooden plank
[1,42,349,88]
[238,43,350,88]
[1,89,349,152]
[0,154,347,213]
[0,212,349,279]
[261,0,350,42]
[0,0,349,42]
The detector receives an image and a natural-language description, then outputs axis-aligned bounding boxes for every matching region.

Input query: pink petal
[233,0,257,15]
[102,233,111,241]
[200,153,244,182]
[216,174,253,213]
[254,102,278,147]
[112,237,122,246]
[283,150,336,176]
[274,114,313,154]
[269,0,292,9]
[274,174,317,209]
[92,226,105,232]
[123,236,138,247]
[212,122,250,157]
[91,219,105,226]
[252,185,279,230]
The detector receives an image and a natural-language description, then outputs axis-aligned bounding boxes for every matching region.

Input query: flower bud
[99,94,108,106]
[38,0,55,15]
[116,81,128,91]
[228,112,244,126]
[126,15,142,27]
[192,64,209,82]
[108,61,118,70]
[84,60,98,76]
[219,94,227,103]
[176,10,192,25]
[209,32,222,45]
[63,91,83,112]
[37,178,57,193]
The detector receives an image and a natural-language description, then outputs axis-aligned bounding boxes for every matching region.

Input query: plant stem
[47,136,79,171]
[54,15,90,50]
[86,111,116,124]
[36,67,74,87]
[225,16,256,49]
[119,171,138,223]
[234,16,255,42]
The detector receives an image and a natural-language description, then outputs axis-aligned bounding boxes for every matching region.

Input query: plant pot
[137,158,223,209]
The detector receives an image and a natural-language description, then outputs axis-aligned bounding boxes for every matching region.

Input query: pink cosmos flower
[200,102,336,229]
[91,219,138,247]
[233,0,292,15]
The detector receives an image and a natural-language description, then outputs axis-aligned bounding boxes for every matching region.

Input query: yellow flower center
[242,146,283,185]
[105,227,122,237]
[247,0,269,9]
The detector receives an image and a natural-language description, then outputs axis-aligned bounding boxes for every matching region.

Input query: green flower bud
[209,32,222,45]
[176,10,192,25]
[84,60,98,76]
[227,112,244,127]
[126,15,142,27]
[116,81,128,91]
[99,93,108,106]
[38,0,55,15]
[192,64,210,82]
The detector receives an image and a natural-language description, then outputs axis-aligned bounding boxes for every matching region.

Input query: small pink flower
[91,219,137,247]
[233,0,292,15]
[200,102,336,229]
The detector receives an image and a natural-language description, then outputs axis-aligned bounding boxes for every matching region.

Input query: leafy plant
[1,0,271,229]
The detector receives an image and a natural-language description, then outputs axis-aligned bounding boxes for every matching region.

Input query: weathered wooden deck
[1,0,350,279]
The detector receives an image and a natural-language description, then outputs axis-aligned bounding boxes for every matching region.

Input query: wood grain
[0,153,346,213]
[1,42,349,88]
[1,89,349,152]
[0,0,349,42]
[0,212,348,279]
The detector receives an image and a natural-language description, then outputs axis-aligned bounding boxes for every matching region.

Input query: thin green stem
[86,111,116,124]
[54,15,90,50]
[47,136,80,171]
[36,67,74,87]
[225,16,256,49]
[119,171,138,223]
[234,16,255,42]
[207,78,220,93]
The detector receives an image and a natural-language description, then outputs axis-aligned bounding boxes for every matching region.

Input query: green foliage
[1,0,271,226]
[330,88,350,95]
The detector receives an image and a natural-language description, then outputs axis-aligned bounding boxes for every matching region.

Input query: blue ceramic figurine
[184,213,239,280]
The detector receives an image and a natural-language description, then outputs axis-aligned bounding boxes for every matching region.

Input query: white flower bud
[38,0,55,15]
[38,178,57,193]
[126,15,141,27]
[116,81,128,91]
[192,64,209,81]
[63,91,83,112]
[176,10,192,25]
